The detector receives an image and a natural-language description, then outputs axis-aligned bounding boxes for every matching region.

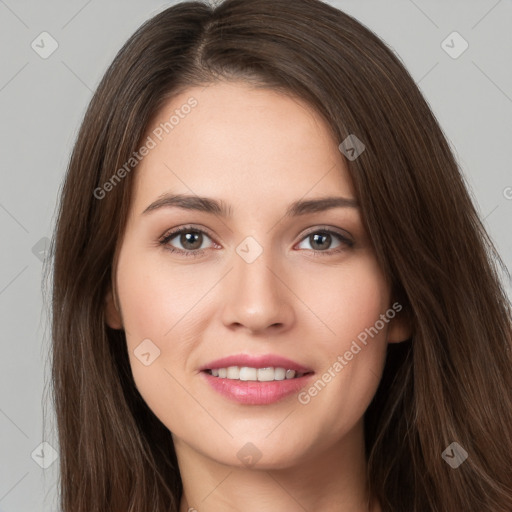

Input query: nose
[219,242,295,335]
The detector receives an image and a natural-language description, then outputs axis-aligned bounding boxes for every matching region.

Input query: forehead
[131,81,355,215]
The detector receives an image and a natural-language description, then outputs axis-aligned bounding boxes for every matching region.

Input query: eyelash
[158,224,354,259]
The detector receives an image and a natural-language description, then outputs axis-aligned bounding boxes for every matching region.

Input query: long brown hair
[44,0,512,510]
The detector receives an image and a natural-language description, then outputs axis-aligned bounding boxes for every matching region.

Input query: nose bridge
[220,235,294,332]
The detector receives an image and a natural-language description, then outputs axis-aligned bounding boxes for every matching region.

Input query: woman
[45,0,512,510]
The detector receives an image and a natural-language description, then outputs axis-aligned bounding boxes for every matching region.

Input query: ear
[386,305,413,344]
[104,286,123,330]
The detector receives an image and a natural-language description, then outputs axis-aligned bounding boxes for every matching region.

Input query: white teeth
[257,367,276,382]
[274,367,286,381]
[285,369,296,379]
[207,366,302,381]
[226,366,239,379]
[239,367,257,381]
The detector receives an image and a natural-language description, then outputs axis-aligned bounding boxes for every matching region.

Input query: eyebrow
[142,193,359,218]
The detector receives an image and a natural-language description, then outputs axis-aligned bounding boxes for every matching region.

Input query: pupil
[311,233,330,250]
[182,232,202,250]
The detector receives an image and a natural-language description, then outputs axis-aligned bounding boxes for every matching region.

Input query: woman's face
[106,81,409,469]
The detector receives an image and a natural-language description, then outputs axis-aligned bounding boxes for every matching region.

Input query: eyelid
[159,224,217,242]
[298,225,353,243]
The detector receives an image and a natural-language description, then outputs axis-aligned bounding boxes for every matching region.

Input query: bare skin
[105,81,410,512]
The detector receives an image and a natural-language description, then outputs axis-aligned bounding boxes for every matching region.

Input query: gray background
[0,0,511,510]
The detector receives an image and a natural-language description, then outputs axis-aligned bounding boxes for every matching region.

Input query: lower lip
[201,371,315,405]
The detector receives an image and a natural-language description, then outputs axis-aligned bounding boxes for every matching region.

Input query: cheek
[115,246,215,417]
[300,253,390,345]
[116,245,212,342]
[293,254,390,431]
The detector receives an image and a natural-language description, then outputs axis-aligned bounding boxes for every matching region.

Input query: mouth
[202,366,313,381]
[199,354,315,404]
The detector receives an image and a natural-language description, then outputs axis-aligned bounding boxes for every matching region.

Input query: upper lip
[200,354,314,373]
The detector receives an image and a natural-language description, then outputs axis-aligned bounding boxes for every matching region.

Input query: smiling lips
[200,353,315,405]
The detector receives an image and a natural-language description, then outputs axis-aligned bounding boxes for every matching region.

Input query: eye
[159,226,217,258]
[295,228,353,254]
[159,225,354,258]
